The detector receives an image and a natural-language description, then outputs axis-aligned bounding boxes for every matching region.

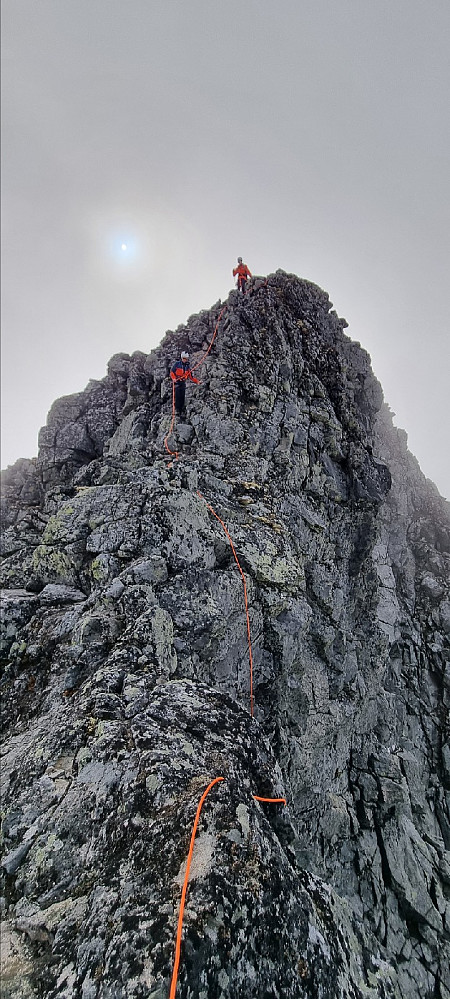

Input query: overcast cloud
[1,0,449,497]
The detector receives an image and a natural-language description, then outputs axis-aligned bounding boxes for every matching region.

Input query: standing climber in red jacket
[233,257,252,295]
[170,351,199,416]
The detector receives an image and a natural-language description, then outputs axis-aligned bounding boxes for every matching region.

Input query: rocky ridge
[1,271,449,999]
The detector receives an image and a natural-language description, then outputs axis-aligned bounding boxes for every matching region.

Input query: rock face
[1,271,449,999]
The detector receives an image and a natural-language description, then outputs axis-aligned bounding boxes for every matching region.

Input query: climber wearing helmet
[233,257,252,295]
[170,350,200,417]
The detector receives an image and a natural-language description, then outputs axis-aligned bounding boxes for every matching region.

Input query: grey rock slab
[2,841,32,875]
[126,556,169,585]
[38,584,86,604]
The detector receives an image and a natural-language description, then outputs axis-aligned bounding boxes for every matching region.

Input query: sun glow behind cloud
[106,229,144,276]
[85,211,157,284]
[77,204,210,359]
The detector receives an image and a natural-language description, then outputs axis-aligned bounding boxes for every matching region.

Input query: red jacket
[233,263,252,280]
[170,360,199,383]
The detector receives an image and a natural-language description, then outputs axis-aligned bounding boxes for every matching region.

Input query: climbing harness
[169,777,286,999]
[197,491,254,718]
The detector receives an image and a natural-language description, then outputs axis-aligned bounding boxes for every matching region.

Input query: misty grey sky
[2,0,449,497]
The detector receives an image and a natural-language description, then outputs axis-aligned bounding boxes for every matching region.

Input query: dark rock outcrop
[1,271,449,999]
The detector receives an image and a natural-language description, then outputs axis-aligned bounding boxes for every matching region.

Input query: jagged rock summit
[1,271,449,999]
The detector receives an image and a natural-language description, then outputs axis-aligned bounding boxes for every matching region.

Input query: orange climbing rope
[164,379,180,462]
[253,795,287,804]
[168,779,286,998]
[160,281,294,995]
[169,776,225,999]
[191,306,227,372]
[197,491,254,717]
